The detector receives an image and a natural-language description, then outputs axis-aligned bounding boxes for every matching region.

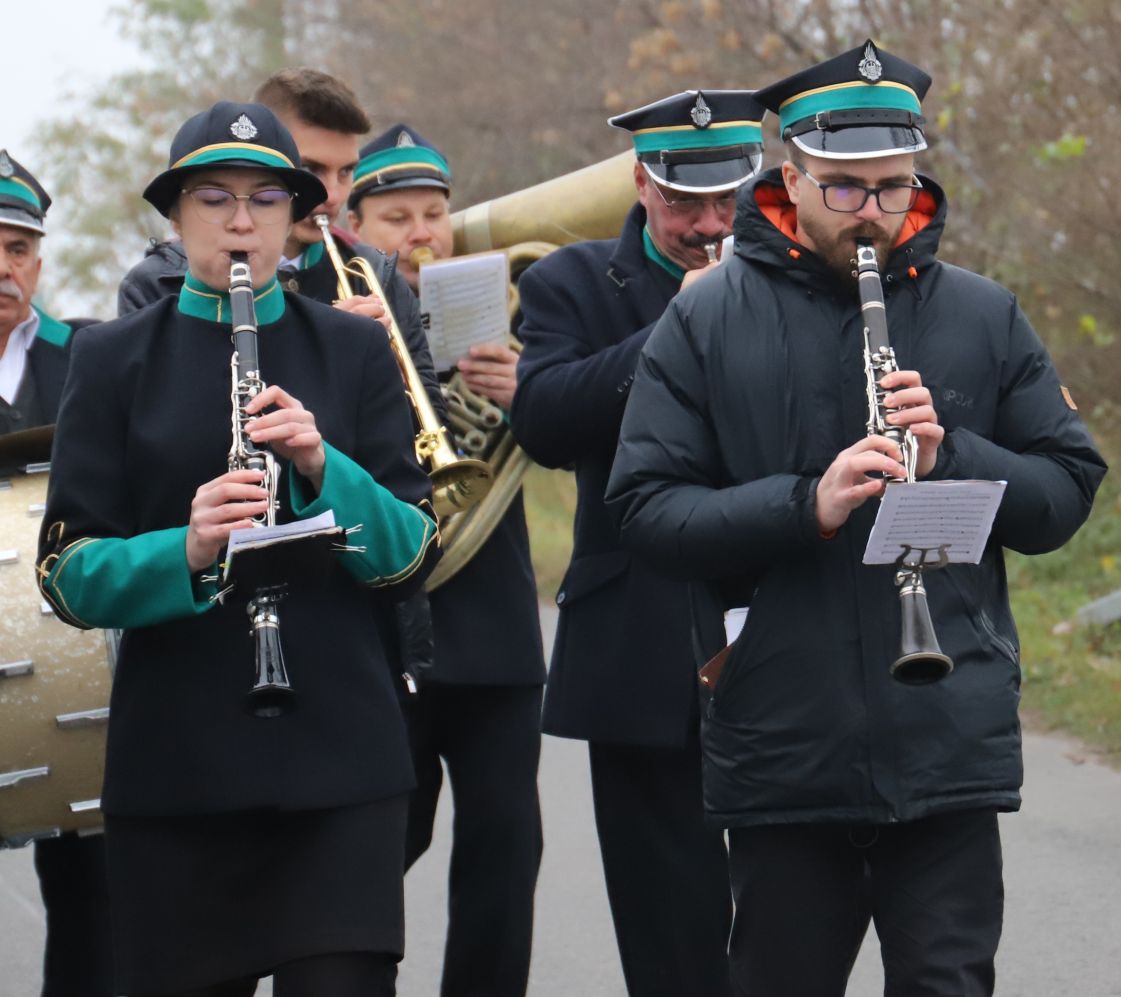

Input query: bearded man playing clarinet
[607,41,1106,997]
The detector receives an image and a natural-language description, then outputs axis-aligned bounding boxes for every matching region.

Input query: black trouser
[727,808,1004,997]
[405,682,543,997]
[34,833,114,997]
[588,737,733,997]
[134,952,399,997]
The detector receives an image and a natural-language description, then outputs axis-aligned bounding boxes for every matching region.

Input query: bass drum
[0,445,113,847]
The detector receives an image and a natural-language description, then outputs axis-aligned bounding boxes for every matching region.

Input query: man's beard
[798,216,901,285]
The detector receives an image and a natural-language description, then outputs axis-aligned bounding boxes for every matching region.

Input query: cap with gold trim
[756,40,931,161]
[609,90,765,193]
[0,150,50,236]
[142,101,328,220]
[348,124,451,210]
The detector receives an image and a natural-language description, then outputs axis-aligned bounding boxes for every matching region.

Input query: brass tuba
[315,214,492,520]
[420,151,637,589]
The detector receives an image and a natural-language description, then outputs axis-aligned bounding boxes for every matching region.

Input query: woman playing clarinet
[37,101,440,997]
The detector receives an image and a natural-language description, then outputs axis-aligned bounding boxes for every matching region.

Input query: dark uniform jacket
[117,235,544,687]
[37,293,440,817]
[511,203,700,747]
[606,169,1107,827]
[0,309,89,438]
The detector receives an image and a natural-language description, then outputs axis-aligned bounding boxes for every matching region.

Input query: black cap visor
[349,171,450,209]
[143,161,328,221]
[641,149,762,193]
[791,125,927,161]
[0,203,46,236]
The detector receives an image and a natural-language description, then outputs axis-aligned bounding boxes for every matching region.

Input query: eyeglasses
[182,187,293,225]
[650,182,738,220]
[795,164,923,214]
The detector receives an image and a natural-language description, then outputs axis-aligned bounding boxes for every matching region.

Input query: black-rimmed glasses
[182,187,293,225]
[795,164,922,214]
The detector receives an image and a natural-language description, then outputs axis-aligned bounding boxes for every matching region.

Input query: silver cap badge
[0,151,14,179]
[691,94,713,129]
[230,114,259,141]
[858,42,883,82]
[395,131,416,148]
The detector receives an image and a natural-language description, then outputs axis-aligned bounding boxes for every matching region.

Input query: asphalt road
[2,607,1120,995]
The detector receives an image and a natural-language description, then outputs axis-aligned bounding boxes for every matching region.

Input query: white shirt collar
[0,309,40,405]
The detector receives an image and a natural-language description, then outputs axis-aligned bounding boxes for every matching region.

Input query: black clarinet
[228,252,295,716]
[856,239,953,685]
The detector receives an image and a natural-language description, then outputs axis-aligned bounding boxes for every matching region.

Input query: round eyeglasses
[182,187,293,225]
[650,182,738,220]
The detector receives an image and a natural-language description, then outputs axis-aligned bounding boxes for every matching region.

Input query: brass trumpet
[315,215,492,519]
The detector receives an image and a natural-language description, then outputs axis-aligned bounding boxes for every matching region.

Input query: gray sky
[7,1,144,155]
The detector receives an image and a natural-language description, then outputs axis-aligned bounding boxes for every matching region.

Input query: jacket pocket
[555,550,630,607]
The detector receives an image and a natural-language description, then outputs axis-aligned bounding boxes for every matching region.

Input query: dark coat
[511,203,702,747]
[606,169,1107,826]
[38,295,439,816]
[0,311,90,436]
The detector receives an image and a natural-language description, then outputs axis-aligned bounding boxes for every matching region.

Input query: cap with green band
[609,90,765,193]
[348,124,451,209]
[755,40,931,161]
[0,150,51,236]
[143,102,327,220]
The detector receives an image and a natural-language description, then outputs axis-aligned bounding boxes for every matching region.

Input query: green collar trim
[0,176,42,211]
[301,239,325,269]
[643,227,685,282]
[31,305,72,347]
[178,270,285,325]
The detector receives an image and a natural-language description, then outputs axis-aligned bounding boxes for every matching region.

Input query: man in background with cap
[0,150,112,996]
[348,124,546,997]
[510,90,766,996]
[607,42,1105,995]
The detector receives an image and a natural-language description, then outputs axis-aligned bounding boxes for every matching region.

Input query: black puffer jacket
[606,168,1106,828]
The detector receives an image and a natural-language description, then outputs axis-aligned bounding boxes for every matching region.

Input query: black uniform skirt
[105,794,408,994]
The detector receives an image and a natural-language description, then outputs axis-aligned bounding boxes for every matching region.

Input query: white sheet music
[419,252,510,371]
[863,480,1006,565]
[225,510,338,557]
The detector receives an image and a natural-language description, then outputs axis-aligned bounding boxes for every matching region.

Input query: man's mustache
[0,279,24,302]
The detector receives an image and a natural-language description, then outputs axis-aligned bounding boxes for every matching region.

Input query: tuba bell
[419,152,636,589]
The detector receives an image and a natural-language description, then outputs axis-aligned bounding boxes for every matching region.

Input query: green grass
[522,450,1121,764]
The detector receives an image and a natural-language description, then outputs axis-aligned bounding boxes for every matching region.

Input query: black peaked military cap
[348,124,452,209]
[609,90,765,193]
[755,40,931,160]
[143,101,328,220]
[0,150,51,235]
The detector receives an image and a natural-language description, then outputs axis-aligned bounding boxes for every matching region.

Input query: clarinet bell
[244,599,296,718]
[891,575,954,685]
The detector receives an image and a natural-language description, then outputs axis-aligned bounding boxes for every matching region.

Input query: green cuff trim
[40,526,216,630]
[779,82,921,133]
[643,227,686,282]
[32,305,72,348]
[0,176,42,211]
[633,122,763,154]
[178,271,285,325]
[289,442,438,587]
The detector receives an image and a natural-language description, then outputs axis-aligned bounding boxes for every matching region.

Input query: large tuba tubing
[422,153,636,590]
